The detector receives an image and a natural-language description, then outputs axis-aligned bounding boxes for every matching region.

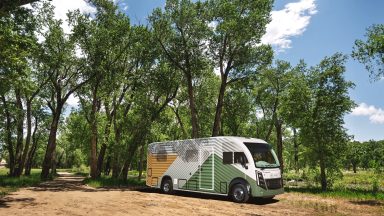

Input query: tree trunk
[138,145,144,181]
[20,100,32,176]
[104,156,111,176]
[121,124,148,180]
[1,94,15,176]
[212,77,227,137]
[120,159,130,180]
[96,105,113,177]
[275,118,283,173]
[14,89,24,177]
[111,124,121,179]
[90,86,99,179]
[319,155,327,191]
[186,73,199,138]
[25,116,39,176]
[51,149,56,176]
[96,143,107,177]
[41,106,61,180]
[352,162,357,173]
[293,128,299,173]
[172,107,188,139]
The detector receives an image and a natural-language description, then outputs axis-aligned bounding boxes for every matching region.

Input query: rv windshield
[244,143,280,168]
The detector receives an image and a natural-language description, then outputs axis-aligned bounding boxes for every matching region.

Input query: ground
[0,173,383,216]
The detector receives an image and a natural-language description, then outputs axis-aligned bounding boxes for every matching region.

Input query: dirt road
[0,173,382,216]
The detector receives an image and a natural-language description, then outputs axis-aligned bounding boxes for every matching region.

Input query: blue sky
[55,0,384,141]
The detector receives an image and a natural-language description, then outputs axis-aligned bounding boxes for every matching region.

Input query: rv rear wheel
[231,184,249,203]
[161,178,173,194]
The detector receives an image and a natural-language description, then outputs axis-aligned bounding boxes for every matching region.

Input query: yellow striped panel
[146,153,178,186]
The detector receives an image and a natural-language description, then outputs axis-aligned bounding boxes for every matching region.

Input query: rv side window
[185,149,198,162]
[223,152,233,164]
[234,152,248,164]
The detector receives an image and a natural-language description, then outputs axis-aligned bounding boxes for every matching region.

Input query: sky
[49,0,384,141]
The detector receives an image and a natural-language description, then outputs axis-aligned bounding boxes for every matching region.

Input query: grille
[266,178,282,189]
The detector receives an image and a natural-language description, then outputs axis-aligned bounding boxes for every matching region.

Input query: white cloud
[351,103,384,124]
[261,0,317,52]
[113,0,129,12]
[51,0,96,34]
[66,94,79,108]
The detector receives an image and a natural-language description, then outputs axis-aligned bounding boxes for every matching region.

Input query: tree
[301,53,355,191]
[25,103,50,175]
[345,141,363,173]
[0,5,39,176]
[69,0,134,179]
[0,0,42,14]
[280,61,311,172]
[149,0,210,138]
[352,24,384,81]
[207,0,273,136]
[38,3,90,179]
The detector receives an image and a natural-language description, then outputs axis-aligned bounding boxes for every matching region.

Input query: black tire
[161,178,173,194]
[231,183,249,203]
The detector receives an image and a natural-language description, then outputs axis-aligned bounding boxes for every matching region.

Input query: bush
[71,164,89,176]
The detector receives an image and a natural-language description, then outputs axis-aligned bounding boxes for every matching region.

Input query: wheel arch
[161,175,172,186]
[229,177,251,195]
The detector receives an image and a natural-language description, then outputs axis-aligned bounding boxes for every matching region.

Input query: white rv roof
[214,136,268,144]
[149,136,268,145]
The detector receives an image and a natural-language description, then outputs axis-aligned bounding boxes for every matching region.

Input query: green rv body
[146,136,284,202]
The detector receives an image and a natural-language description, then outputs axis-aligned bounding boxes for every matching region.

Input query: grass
[83,175,146,188]
[70,165,90,177]
[0,168,42,198]
[285,186,384,200]
[284,169,384,201]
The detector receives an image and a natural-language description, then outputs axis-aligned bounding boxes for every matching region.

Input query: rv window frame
[223,152,233,164]
[234,152,248,164]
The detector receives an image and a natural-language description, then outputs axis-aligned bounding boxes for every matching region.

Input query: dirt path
[0,173,383,215]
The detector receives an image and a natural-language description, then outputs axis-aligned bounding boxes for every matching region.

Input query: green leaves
[352,24,384,81]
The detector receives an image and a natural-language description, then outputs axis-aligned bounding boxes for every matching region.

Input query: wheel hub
[234,188,244,200]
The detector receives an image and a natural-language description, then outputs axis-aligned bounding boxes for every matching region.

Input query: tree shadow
[138,188,279,205]
[349,200,383,206]
[0,197,35,208]
[28,176,97,193]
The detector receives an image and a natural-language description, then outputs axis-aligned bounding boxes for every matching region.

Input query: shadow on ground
[0,197,35,208]
[1,172,279,207]
[349,200,383,206]
[28,175,97,193]
[138,187,279,205]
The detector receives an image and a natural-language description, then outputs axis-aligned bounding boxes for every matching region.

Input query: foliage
[71,164,90,176]
[352,24,384,81]
[1,0,378,200]
[285,170,384,200]
[344,140,384,173]
[299,53,355,190]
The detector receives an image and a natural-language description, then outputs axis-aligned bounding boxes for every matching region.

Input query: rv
[146,136,284,203]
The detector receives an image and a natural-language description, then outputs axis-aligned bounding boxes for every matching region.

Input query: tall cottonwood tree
[0,6,40,176]
[301,53,355,191]
[279,61,311,172]
[69,0,134,179]
[38,4,90,179]
[149,0,210,138]
[258,61,291,171]
[207,0,273,136]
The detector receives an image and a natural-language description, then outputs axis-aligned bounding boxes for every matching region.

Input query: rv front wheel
[231,184,249,203]
[161,178,173,194]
